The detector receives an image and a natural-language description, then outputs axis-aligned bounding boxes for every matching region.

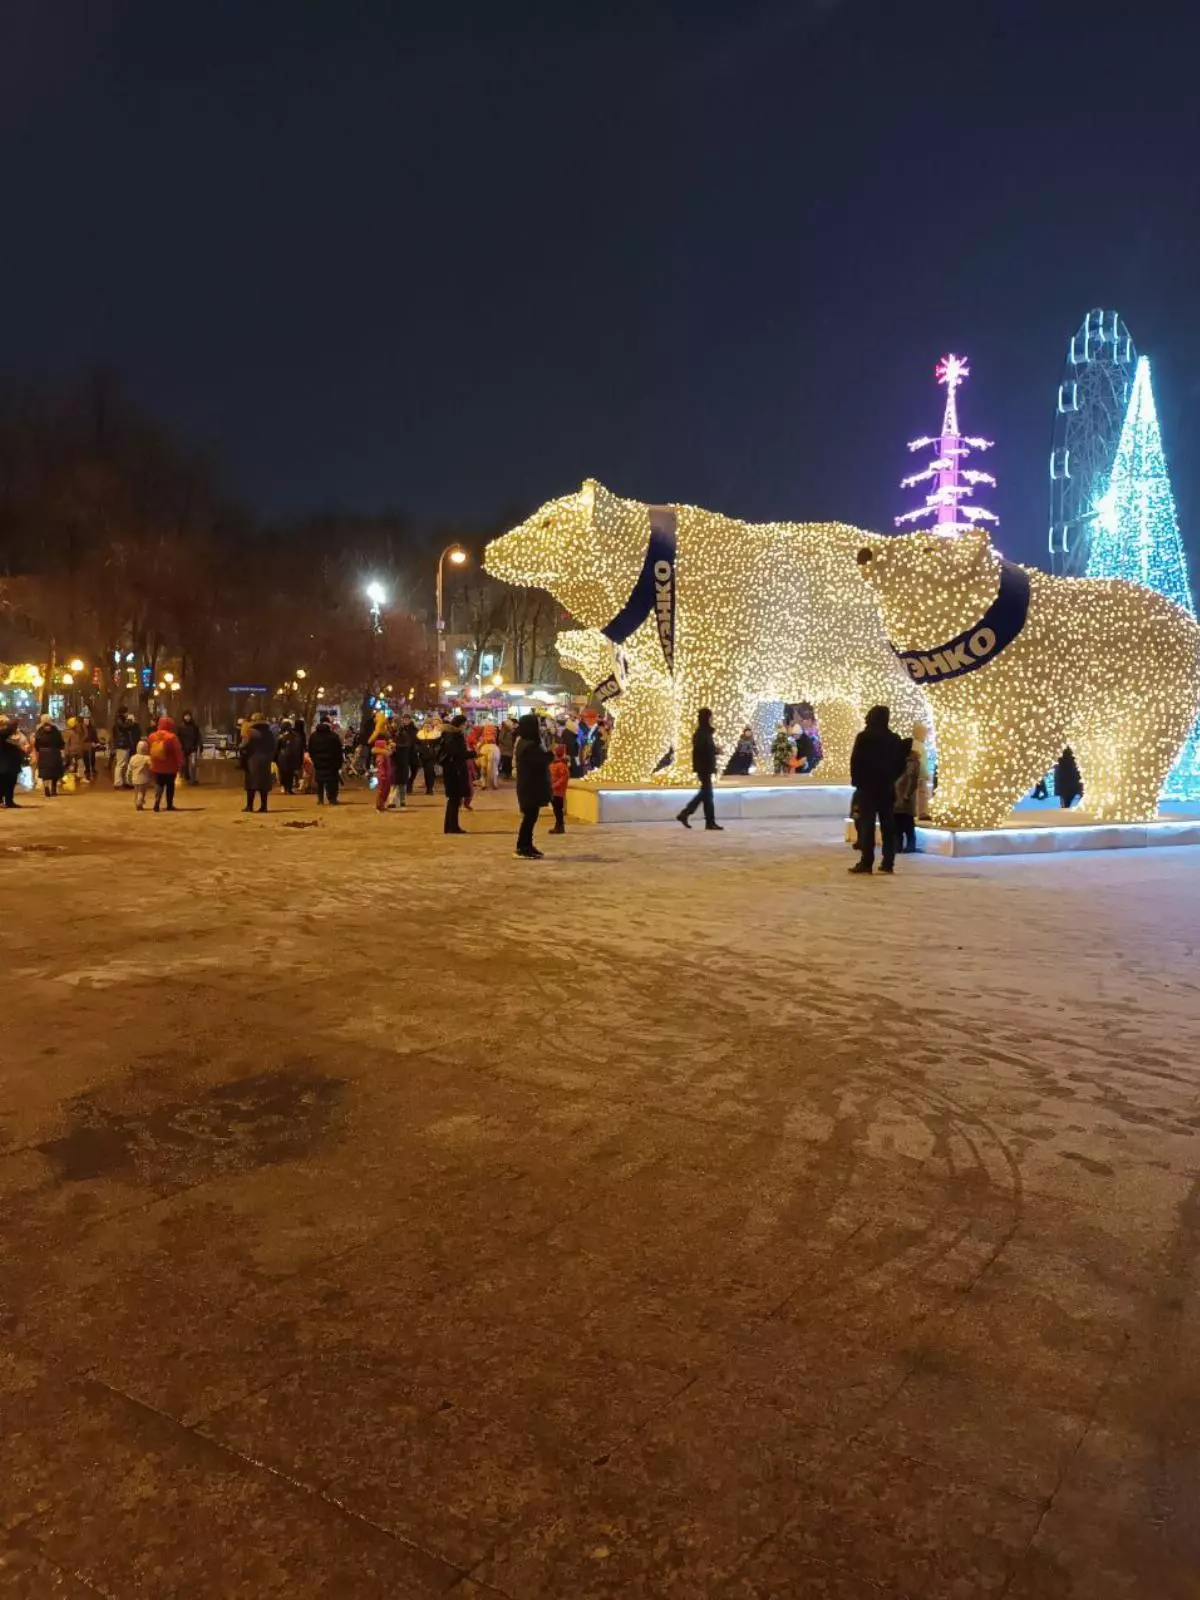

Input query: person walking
[79,716,99,782]
[0,716,29,808]
[440,714,470,834]
[34,716,66,798]
[276,720,302,795]
[148,715,184,811]
[677,708,723,831]
[417,717,441,795]
[515,712,552,857]
[308,713,343,805]
[848,705,906,875]
[373,732,394,812]
[395,713,418,796]
[128,739,154,809]
[178,711,202,784]
[111,707,140,789]
[64,718,85,780]
[239,716,277,813]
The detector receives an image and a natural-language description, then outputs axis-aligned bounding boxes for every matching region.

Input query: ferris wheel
[1048,309,1138,576]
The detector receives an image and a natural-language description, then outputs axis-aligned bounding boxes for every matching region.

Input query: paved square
[3,781,1199,1597]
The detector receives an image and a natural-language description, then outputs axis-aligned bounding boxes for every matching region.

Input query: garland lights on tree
[1088,356,1200,799]
[896,354,997,536]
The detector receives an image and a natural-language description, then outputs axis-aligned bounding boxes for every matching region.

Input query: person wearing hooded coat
[0,716,29,808]
[178,711,203,783]
[34,716,66,797]
[275,720,302,794]
[308,713,343,804]
[148,715,184,811]
[239,717,277,813]
[440,714,470,833]
[849,704,906,875]
[677,708,723,831]
[514,712,552,857]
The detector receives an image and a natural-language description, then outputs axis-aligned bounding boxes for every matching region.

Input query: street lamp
[365,580,386,633]
[436,545,468,682]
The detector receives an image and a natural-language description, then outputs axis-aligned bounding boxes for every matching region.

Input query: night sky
[4,0,1199,567]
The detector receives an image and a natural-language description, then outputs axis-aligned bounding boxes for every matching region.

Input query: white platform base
[915,818,1200,857]
[566,778,853,825]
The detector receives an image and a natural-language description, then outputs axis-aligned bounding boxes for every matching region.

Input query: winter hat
[137,739,149,754]
[517,713,540,740]
[156,715,176,733]
[553,744,566,759]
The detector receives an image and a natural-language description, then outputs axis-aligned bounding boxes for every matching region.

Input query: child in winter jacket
[128,740,154,810]
[549,743,570,834]
[373,735,393,813]
[894,737,920,854]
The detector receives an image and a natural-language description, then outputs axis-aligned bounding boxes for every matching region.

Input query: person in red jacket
[549,743,570,834]
[147,715,184,812]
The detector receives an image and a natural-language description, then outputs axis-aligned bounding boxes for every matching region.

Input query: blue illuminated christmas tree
[1088,356,1200,799]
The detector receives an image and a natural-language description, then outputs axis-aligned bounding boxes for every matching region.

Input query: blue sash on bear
[598,507,677,681]
[892,561,1030,684]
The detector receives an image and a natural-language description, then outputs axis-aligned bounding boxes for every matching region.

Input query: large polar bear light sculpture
[856,527,1200,827]
[485,480,927,783]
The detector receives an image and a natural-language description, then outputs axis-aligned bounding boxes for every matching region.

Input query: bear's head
[485,480,650,629]
[856,527,1002,651]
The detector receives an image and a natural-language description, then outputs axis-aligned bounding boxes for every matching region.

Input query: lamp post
[436,545,468,688]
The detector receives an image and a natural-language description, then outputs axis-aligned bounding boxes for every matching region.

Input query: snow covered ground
[3,779,1199,1596]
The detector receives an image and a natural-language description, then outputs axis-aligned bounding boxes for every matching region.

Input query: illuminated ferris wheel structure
[1048,309,1138,576]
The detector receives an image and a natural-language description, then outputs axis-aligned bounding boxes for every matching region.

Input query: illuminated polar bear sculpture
[857,527,1200,828]
[554,628,676,783]
[486,480,927,784]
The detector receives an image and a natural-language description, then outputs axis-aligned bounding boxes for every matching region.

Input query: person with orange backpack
[147,715,185,812]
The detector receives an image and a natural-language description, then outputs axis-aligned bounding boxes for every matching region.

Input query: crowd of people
[0,700,609,861]
[0,697,1079,872]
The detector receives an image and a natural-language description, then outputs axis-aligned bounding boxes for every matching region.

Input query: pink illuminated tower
[896,354,997,535]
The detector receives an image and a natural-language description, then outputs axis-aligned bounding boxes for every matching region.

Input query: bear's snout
[856,547,874,566]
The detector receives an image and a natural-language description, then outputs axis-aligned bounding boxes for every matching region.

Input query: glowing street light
[491,672,504,687]
[296,668,307,679]
[68,657,84,673]
[163,672,175,684]
[436,545,469,681]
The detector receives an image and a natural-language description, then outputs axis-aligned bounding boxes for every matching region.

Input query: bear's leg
[1071,719,1186,822]
[603,684,678,784]
[811,700,860,784]
[933,704,1066,829]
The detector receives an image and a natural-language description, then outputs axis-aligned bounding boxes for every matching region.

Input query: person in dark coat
[677,708,723,830]
[498,717,517,779]
[275,720,302,794]
[34,717,66,797]
[308,714,343,805]
[440,714,470,834]
[1055,747,1082,809]
[0,716,28,808]
[849,705,906,874]
[394,713,419,795]
[111,707,141,788]
[514,711,552,857]
[239,717,277,813]
[178,711,202,784]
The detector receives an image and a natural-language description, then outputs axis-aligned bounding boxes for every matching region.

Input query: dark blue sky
[4,0,1198,567]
